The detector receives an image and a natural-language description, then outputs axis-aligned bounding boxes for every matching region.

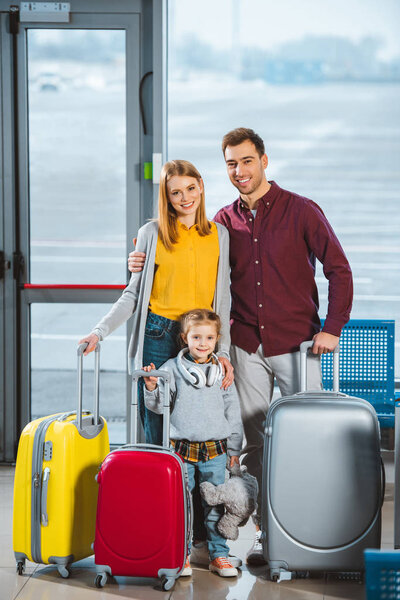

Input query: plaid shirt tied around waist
[171,438,227,462]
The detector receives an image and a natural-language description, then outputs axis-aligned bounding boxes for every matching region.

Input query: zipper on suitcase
[31,416,59,564]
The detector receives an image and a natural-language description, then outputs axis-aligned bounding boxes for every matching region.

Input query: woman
[79,159,233,445]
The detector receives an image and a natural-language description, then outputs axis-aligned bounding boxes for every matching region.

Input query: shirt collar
[237,180,280,213]
[185,353,213,364]
[177,220,197,231]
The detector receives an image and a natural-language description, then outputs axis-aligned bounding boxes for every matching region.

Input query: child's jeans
[185,453,229,561]
[138,311,207,541]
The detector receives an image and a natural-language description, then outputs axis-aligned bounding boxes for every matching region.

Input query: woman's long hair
[158,160,212,250]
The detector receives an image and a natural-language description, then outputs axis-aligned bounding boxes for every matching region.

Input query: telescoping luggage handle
[300,340,340,393]
[131,369,171,448]
[76,342,101,430]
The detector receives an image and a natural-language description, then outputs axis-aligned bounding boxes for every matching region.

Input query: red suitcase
[93,369,191,591]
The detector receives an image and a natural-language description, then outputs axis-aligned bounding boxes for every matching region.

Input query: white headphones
[177,348,223,389]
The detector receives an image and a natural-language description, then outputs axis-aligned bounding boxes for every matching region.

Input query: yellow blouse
[149,221,220,321]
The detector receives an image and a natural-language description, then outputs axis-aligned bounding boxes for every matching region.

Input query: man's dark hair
[222,127,265,157]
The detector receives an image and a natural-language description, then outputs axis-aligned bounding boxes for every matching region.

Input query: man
[128,127,353,565]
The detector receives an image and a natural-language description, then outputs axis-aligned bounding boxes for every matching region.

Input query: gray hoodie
[144,355,243,456]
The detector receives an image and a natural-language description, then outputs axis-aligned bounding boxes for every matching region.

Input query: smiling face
[182,322,219,363]
[167,175,203,227]
[224,139,269,202]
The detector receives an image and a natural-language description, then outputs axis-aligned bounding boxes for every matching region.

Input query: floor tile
[0,536,20,568]
[323,574,365,600]
[0,566,37,600]
[17,565,174,599]
[0,454,395,600]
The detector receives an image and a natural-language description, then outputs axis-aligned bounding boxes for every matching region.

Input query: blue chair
[320,319,395,428]
[364,549,400,600]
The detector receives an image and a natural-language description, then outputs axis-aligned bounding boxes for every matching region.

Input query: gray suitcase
[261,341,384,582]
[395,400,400,549]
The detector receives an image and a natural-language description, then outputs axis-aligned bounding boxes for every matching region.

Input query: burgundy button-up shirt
[213,181,353,357]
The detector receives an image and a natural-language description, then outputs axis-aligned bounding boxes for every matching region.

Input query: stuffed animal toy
[200,462,259,540]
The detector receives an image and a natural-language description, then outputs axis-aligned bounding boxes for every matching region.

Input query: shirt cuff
[216,350,230,360]
[90,328,103,341]
[143,386,158,399]
[228,450,240,457]
[322,317,346,338]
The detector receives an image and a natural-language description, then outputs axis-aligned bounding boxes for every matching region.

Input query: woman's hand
[78,333,99,356]
[218,356,234,390]
[128,237,146,273]
[143,363,158,391]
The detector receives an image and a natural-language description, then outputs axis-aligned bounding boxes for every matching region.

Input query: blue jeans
[138,312,181,445]
[185,453,229,561]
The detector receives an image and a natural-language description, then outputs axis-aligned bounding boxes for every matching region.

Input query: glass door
[17,12,141,445]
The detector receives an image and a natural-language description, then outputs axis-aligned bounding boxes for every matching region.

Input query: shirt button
[249,218,253,222]
[257,282,261,286]
[267,202,269,205]
[259,304,263,307]
[254,238,258,242]
[261,325,265,329]
[255,260,259,264]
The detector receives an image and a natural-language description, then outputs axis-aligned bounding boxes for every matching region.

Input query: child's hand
[229,455,240,468]
[143,363,158,391]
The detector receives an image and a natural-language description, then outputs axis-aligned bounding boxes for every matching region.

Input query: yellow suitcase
[13,344,110,577]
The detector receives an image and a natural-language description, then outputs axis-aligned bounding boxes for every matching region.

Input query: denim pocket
[144,313,167,340]
[144,322,166,339]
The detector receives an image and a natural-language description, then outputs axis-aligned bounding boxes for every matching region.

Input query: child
[143,309,243,578]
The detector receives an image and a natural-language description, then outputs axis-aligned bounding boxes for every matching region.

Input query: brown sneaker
[209,557,238,577]
[180,557,192,577]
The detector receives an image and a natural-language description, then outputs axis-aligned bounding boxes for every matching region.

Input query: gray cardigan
[144,356,243,456]
[91,220,231,373]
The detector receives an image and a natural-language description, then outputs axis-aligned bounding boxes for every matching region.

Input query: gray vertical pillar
[152,0,167,214]
[0,13,18,462]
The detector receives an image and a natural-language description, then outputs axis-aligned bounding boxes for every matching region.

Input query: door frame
[0,0,167,461]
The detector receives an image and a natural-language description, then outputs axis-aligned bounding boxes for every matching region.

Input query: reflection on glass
[28,30,126,284]
[168,0,400,373]
[31,304,127,444]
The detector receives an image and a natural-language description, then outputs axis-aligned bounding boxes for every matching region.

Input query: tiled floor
[1,453,394,600]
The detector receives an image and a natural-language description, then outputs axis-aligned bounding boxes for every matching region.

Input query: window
[168,0,400,375]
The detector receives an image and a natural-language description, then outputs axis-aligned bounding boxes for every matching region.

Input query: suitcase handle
[77,342,101,430]
[131,369,171,448]
[40,467,50,527]
[300,340,340,393]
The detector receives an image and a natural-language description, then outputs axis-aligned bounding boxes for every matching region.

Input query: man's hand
[78,333,99,355]
[312,331,339,354]
[128,237,146,273]
[218,356,234,390]
[229,455,240,468]
[143,362,158,391]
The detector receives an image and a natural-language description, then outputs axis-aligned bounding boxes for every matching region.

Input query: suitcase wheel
[57,565,71,579]
[160,575,175,591]
[16,561,25,576]
[95,573,108,588]
[270,568,293,583]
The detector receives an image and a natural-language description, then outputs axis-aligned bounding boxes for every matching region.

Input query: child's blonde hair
[179,309,221,343]
[158,160,212,250]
